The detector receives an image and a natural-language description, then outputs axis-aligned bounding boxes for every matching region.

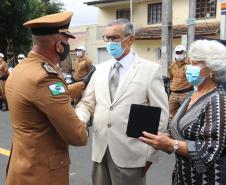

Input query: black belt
[171,87,193,94]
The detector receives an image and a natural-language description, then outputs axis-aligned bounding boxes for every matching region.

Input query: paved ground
[0,111,175,185]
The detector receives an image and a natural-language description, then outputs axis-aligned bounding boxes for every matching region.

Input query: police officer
[71,46,94,104]
[168,45,193,121]
[74,45,93,82]
[0,52,8,111]
[5,12,91,185]
[17,53,25,63]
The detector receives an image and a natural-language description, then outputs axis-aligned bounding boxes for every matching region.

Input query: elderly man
[0,53,8,111]
[5,12,90,185]
[75,19,169,185]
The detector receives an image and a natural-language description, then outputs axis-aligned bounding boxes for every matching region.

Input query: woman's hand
[139,131,174,154]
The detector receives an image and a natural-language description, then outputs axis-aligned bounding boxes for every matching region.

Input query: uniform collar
[28,51,58,68]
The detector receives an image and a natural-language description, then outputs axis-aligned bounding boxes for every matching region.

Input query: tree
[0,0,63,65]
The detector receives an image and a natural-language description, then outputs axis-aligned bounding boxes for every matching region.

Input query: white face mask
[175,54,185,62]
[76,51,83,57]
[18,59,23,63]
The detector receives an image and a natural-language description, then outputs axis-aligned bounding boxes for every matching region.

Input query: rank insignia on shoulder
[43,63,58,75]
[49,82,66,96]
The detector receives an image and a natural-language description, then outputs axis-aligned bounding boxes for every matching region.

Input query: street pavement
[0,111,175,185]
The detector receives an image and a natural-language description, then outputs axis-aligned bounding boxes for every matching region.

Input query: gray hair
[107,19,135,36]
[188,39,226,83]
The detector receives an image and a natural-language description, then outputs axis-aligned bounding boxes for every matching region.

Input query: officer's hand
[83,66,96,87]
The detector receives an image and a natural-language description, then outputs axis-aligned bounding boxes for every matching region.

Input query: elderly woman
[140,40,226,184]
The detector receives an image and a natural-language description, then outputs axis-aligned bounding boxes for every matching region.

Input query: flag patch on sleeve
[48,82,66,96]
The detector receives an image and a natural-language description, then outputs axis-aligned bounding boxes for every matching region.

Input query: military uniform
[0,58,8,110]
[5,11,88,185]
[169,60,193,121]
[0,59,8,96]
[74,56,93,82]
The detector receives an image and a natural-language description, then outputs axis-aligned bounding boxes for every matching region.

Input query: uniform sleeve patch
[49,82,66,96]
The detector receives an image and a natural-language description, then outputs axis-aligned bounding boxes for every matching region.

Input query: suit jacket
[5,51,88,185]
[76,54,169,168]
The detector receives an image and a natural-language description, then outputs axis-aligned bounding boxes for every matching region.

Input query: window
[155,47,161,60]
[116,9,130,21]
[196,0,216,19]
[148,3,162,24]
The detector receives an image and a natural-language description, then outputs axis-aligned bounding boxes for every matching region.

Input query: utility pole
[220,2,226,39]
[161,0,172,76]
[187,0,196,49]
[130,0,133,23]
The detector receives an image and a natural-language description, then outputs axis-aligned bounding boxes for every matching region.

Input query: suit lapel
[112,56,140,104]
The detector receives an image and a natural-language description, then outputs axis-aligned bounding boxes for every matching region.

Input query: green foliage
[0,0,63,63]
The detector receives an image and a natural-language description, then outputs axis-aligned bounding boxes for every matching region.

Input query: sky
[59,0,98,27]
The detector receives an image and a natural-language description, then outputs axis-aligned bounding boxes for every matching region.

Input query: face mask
[57,41,69,61]
[185,65,206,86]
[175,54,185,62]
[18,59,23,63]
[106,37,128,58]
[76,51,83,57]
[106,42,126,58]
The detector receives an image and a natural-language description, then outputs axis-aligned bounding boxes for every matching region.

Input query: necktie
[109,62,121,102]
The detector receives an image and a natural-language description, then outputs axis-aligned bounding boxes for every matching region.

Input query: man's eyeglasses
[102,35,122,42]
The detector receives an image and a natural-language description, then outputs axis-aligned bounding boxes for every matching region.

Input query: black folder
[126,104,161,138]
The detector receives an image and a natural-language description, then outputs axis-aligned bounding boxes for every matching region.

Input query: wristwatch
[172,140,179,153]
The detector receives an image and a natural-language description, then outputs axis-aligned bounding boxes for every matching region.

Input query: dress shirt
[109,51,135,90]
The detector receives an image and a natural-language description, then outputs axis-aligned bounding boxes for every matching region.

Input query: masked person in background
[74,45,93,82]
[140,40,226,185]
[17,54,25,64]
[0,53,9,111]
[71,46,95,105]
[168,45,193,122]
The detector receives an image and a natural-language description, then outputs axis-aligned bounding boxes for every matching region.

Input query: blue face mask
[106,37,128,58]
[185,65,205,86]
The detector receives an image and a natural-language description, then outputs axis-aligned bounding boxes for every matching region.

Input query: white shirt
[109,51,135,89]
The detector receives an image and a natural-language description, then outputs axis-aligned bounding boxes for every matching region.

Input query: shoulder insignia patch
[43,63,58,75]
[49,82,66,96]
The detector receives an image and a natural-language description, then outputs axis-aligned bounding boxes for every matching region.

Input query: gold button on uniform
[107,123,111,128]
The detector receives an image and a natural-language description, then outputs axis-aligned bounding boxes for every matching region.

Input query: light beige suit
[76,54,169,168]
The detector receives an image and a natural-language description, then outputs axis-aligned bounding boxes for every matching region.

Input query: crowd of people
[1,11,226,185]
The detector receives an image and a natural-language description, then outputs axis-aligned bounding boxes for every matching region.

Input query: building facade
[67,0,220,69]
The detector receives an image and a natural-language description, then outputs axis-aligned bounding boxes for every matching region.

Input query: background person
[139,40,226,185]
[5,12,88,185]
[75,19,169,185]
[8,54,26,74]
[168,45,193,121]
[17,53,25,64]
[0,52,9,111]
[74,45,93,82]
